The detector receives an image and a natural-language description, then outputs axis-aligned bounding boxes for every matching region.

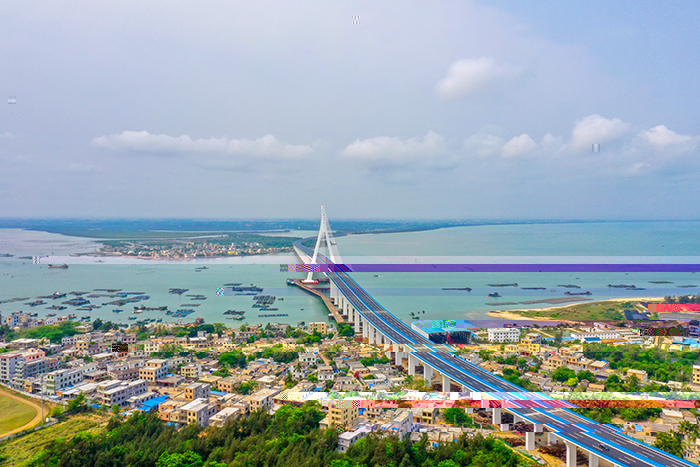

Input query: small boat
[487,283,517,287]
[113,309,123,313]
[564,291,592,296]
[488,293,501,298]
[46,313,56,317]
[128,316,137,320]
[48,264,68,269]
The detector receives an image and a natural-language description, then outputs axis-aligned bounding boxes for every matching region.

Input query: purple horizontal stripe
[313,264,700,273]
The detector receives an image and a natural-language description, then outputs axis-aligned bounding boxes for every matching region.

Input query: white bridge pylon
[304,205,342,283]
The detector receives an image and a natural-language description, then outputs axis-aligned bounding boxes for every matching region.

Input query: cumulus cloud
[501,133,538,158]
[342,131,448,168]
[92,131,314,160]
[435,57,521,100]
[463,128,504,158]
[639,125,694,149]
[570,114,630,151]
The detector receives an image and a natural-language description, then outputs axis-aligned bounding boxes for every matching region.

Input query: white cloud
[1,131,13,139]
[570,114,630,151]
[435,57,521,100]
[342,131,448,168]
[501,133,538,158]
[92,131,314,161]
[639,125,693,149]
[464,128,504,158]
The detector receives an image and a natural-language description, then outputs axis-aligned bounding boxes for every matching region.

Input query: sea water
[1,222,699,327]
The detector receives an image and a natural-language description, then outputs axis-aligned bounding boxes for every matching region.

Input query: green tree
[112,404,120,414]
[67,393,87,413]
[92,318,104,330]
[443,408,471,427]
[655,431,683,457]
[156,450,204,467]
[212,323,227,337]
[551,366,576,382]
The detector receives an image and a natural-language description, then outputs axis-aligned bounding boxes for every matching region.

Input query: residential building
[15,358,48,381]
[299,352,318,364]
[97,379,148,407]
[412,407,439,424]
[693,365,700,386]
[217,376,243,393]
[338,424,377,452]
[180,363,202,379]
[209,407,242,427]
[139,359,168,383]
[0,351,25,382]
[308,322,327,335]
[521,333,542,353]
[246,388,280,412]
[185,382,211,401]
[180,398,218,427]
[327,402,359,429]
[43,368,84,394]
[627,369,648,384]
[487,328,521,343]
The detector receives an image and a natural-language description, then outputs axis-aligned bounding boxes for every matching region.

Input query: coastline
[487,296,666,322]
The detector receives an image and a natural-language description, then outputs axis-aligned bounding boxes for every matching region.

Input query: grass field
[0,413,109,466]
[502,298,664,321]
[0,395,38,437]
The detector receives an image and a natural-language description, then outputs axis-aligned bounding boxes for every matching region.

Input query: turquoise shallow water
[1,221,699,327]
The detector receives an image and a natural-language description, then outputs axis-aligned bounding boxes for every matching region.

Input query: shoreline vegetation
[0,218,619,239]
[487,297,666,322]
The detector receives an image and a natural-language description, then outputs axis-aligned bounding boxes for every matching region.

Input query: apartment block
[180,398,218,427]
[327,403,359,430]
[139,359,168,383]
[43,368,84,394]
[185,382,211,401]
[487,328,521,343]
[97,379,148,407]
[15,357,47,381]
[0,351,25,382]
[180,363,202,379]
[308,322,327,335]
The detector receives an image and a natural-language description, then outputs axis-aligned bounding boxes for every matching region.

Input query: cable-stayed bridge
[292,206,697,467]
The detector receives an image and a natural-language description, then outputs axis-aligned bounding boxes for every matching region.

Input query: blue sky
[1,1,698,220]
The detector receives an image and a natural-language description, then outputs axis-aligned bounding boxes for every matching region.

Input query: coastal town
[82,233,300,260]
[2,296,700,465]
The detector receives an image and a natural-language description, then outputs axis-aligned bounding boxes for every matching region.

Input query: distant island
[0,218,605,238]
[78,233,301,260]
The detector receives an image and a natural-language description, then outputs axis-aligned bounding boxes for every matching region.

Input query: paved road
[294,239,697,467]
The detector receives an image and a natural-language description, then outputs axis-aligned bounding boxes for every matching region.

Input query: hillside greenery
[22,403,531,467]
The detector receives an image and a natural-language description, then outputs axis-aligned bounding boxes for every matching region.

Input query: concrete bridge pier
[354,313,360,333]
[423,364,433,383]
[565,442,576,467]
[362,317,369,340]
[408,353,417,376]
[525,432,535,450]
[442,374,451,392]
[547,432,557,445]
[491,408,502,424]
[589,452,599,467]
